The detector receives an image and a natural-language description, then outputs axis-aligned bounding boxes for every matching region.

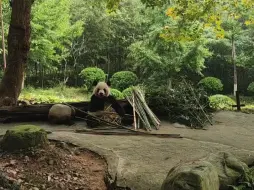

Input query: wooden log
[0,100,132,123]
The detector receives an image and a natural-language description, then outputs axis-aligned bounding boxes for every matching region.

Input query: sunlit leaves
[162,0,254,42]
[29,0,83,70]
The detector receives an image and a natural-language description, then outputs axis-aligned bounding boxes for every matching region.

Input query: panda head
[93,81,111,98]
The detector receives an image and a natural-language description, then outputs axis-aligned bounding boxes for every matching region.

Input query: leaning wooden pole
[0,0,6,70]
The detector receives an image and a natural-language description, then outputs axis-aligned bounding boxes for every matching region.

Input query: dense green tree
[29,0,83,81]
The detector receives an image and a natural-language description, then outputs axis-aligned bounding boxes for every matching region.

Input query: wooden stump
[1,125,48,151]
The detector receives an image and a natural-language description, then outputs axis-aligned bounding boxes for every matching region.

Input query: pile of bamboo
[126,86,160,131]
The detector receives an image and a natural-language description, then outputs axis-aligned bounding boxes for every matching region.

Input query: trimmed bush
[110,88,124,100]
[209,94,235,110]
[247,82,254,95]
[110,71,138,91]
[198,77,223,94]
[79,67,106,90]
[122,87,134,98]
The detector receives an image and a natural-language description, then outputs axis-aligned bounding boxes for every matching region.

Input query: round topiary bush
[1,125,48,151]
[79,67,106,90]
[110,71,138,91]
[198,77,223,94]
[122,87,134,98]
[209,94,235,110]
[110,88,124,100]
[247,82,254,95]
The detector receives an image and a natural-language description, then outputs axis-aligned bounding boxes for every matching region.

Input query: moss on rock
[1,125,48,151]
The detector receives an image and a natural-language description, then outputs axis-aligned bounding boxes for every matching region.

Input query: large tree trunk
[0,0,33,106]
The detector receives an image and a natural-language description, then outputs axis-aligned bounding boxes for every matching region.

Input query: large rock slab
[161,160,219,190]
[205,151,249,190]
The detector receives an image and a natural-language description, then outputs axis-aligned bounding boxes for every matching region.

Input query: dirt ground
[0,111,253,190]
[0,141,107,190]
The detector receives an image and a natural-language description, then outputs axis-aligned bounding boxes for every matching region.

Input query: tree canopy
[0,0,253,94]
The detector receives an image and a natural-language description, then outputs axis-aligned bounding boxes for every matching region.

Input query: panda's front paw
[121,116,133,126]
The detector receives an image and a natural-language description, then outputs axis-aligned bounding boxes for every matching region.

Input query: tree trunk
[232,35,237,96]
[0,2,7,70]
[0,0,33,106]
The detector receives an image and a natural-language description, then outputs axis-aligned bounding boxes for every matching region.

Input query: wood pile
[125,86,161,131]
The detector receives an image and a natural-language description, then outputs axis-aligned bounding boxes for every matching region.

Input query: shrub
[79,67,106,90]
[145,81,212,129]
[122,87,134,98]
[110,71,138,91]
[247,82,254,94]
[209,94,235,110]
[110,88,124,100]
[198,77,223,94]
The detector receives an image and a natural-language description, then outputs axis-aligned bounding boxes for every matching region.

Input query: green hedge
[79,67,106,90]
[198,77,223,95]
[247,82,254,95]
[110,71,138,91]
[209,94,235,110]
[110,88,124,100]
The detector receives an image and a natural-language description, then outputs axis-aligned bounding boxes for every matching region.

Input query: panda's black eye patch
[104,89,106,93]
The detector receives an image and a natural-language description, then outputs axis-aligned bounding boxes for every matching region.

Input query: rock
[66,174,71,181]
[29,187,39,190]
[24,156,30,162]
[7,169,17,178]
[10,160,16,166]
[48,160,54,165]
[48,104,75,125]
[161,160,219,190]
[1,125,48,151]
[205,151,249,190]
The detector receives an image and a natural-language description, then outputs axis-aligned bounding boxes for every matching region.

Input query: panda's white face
[93,82,110,98]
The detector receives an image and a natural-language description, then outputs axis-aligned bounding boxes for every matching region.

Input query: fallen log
[0,100,133,123]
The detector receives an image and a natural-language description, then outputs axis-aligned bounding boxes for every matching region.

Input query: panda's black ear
[92,80,99,86]
[106,80,111,87]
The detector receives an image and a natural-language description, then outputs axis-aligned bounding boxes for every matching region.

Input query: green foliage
[79,67,106,90]
[198,77,223,94]
[19,86,90,103]
[247,82,254,94]
[1,125,48,151]
[110,88,124,100]
[110,71,138,91]
[209,94,235,110]
[145,80,211,128]
[122,87,134,97]
[30,0,83,70]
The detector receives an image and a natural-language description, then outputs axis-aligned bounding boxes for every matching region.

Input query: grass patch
[19,86,91,104]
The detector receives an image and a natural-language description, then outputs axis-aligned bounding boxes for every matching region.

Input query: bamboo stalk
[126,95,150,131]
[134,88,160,128]
[133,87,160,129]
[134,87,160,124]
[132,93,137,131]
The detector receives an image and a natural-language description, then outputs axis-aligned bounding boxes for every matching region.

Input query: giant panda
[86,81,126,127]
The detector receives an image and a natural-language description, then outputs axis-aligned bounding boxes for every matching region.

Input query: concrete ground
[0,111,254,190]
